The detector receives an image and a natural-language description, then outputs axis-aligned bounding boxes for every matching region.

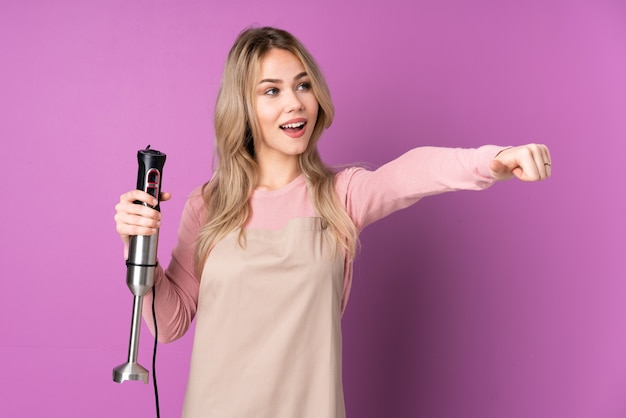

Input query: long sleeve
[336,145,504,230]
[142,187,205,343]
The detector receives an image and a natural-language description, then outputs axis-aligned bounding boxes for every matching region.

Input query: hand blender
[113,146,166,384]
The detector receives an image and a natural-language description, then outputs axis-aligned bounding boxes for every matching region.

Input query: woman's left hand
[489,143,552,182]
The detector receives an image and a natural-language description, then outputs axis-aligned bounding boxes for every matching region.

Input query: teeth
[281,122,305,129]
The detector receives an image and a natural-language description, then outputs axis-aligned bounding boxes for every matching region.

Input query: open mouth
[280,121,306,132]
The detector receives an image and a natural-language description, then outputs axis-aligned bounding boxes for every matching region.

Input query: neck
[255,157,302,191]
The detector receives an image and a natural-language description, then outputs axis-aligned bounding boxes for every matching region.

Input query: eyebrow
[258,71,309,85]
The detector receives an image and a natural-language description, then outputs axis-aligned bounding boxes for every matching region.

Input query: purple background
[1,0,625,417]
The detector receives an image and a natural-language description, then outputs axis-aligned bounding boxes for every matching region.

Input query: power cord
[152,284,161,418]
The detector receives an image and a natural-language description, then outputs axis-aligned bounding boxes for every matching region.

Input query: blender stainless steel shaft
[113,146,166,384]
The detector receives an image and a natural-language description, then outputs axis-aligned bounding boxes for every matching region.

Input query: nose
[284,90,304,113]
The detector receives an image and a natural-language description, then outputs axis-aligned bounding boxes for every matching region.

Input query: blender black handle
[136,146,166,212]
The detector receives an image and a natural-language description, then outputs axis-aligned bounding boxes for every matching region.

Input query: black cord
[152,284,161,418]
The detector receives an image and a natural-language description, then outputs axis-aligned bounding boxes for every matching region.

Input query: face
[253,48,319,164]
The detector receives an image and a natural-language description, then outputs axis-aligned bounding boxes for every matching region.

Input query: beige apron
[182,217,346,418]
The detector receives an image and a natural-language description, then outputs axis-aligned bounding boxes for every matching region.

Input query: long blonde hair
[195,27,358,275]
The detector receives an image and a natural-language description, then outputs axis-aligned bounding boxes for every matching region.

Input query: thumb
[489,159,516,181]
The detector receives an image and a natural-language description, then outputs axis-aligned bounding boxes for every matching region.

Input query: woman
[114,27,551,417]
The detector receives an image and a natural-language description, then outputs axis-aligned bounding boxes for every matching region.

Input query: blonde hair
[195,27,358,275]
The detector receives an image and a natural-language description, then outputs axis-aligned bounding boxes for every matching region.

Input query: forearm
[142,262,198,343]
[140,188,205,343]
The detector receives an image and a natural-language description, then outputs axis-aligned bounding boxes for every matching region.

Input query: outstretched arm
[338,144,552,231]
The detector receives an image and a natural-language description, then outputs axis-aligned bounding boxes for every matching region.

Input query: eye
[297,82,311,91]
[264,87,279,96]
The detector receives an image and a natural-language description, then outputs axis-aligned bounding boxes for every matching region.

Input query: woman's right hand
[114,190,172,250]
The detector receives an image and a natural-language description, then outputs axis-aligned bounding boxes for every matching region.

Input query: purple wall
[1,0,624,417]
